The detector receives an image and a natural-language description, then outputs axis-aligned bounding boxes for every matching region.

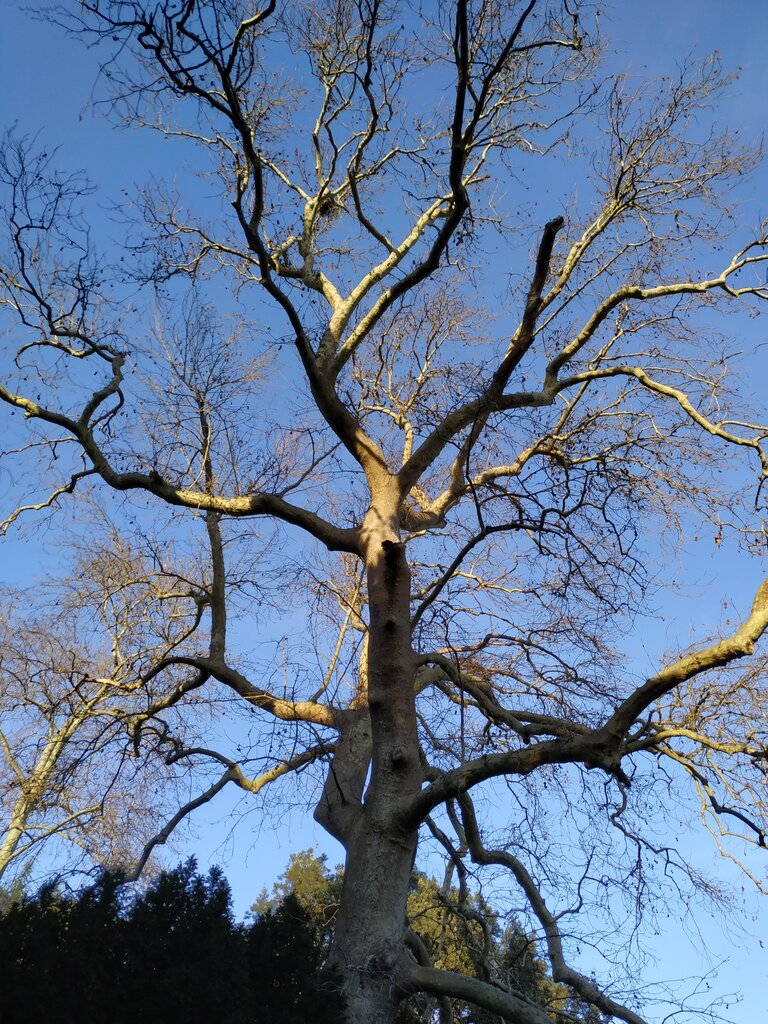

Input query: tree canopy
[1,2,768,1022]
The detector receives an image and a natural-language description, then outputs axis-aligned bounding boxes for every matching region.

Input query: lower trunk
[325,500,423,1023]
[330,809,418,1023]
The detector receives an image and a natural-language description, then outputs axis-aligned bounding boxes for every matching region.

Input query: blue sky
[2,1,768,1019]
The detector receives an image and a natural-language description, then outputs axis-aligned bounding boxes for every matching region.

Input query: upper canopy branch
[0,375,360,550]
[557,364,768,476]
[397,230,768,511]
[54,2,590,499]
[545,237,768,381]
[317,1,580,379]
[399,215,567,493]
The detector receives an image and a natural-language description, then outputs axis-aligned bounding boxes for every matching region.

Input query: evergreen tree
[0,871,125,1024]
[0,860,345,1024]
[121,860,251,1024]
[249,893,345,1024]
[253,848,343,936]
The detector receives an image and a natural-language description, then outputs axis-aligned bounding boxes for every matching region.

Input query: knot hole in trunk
[381,538,405,562]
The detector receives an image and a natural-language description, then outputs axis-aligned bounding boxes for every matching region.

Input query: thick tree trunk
[330,809,418,1023]
[323,495,423,1023]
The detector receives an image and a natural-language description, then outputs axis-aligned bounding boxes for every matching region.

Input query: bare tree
[0,535,194,882]
[2,2,768,1021]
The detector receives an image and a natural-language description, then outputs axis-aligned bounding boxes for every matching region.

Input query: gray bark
[325,496,422,1023]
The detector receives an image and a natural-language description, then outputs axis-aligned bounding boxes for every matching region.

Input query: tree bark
[325,495,422,1023]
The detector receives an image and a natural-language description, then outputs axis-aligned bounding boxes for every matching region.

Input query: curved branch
[408,964,557,1024]
[403,929,453,1024]
[546,241,768,381]
[125,741,333,882]
[81,454,362,553]
[143,654,340,728]
[404,734,591,826]
[458,792,649,1024]
[556,363,768,475]
[0,468,97,536]
[123,767,235,882]
[0,386,361,551]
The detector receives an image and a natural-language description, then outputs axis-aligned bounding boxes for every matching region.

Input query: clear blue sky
[1,2,768,1020]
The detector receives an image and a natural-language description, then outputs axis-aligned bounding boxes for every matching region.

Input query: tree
[124,859,263,1023]
[0,536,197,883]
[0,859,345,1024]
[0,869,127,1024]
[1,2,768,1021]
[252,847,343,931]
[249,893,346,1024]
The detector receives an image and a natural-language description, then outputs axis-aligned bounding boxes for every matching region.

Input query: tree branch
[601,577,768,743]
[408,963,557,1024]
[458,792,650,1024]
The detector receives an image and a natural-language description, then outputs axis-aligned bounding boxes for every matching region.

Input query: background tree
[0,536,199,882]
[0,859,345,1024]
[252,847,344,932]
[248,892,346,1024]
[1,2,768,1022]
[0,869,127,1024]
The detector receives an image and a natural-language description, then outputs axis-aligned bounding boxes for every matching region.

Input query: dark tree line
[0,860,344,1024]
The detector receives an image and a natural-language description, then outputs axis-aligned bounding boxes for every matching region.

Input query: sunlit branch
[141,654,339,728]
[546,242,768,381]
[601,578,768,742]
[558,363,768,475]
[125,741,332,883]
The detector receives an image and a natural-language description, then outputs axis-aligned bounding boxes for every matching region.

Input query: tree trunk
[0,796,30,883]
[330,809,418,1023]
[325,497,422,1023]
